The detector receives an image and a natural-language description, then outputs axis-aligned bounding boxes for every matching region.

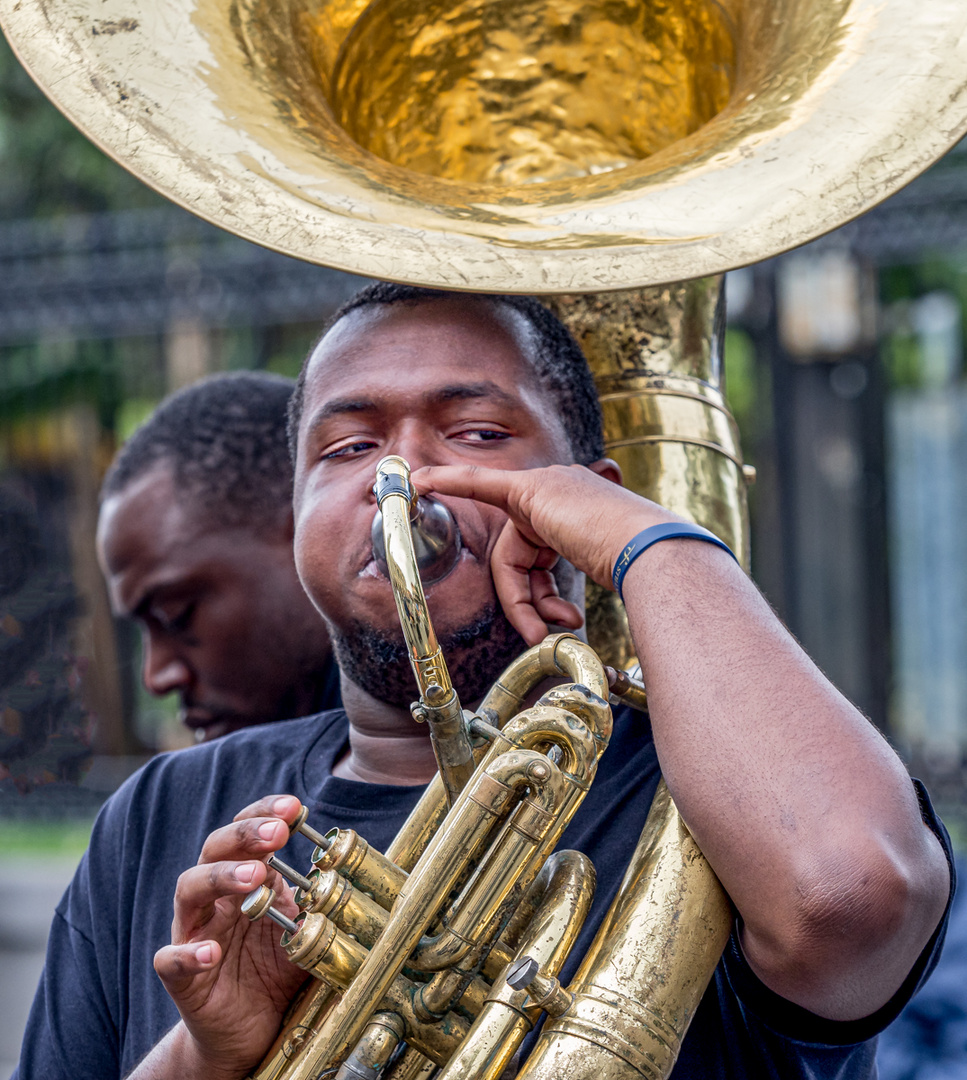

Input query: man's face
[292,297,575,706]
[97,465,332,740]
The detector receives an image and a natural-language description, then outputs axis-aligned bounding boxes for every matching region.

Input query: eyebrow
[303,397,379,444]
[426,382,520,408]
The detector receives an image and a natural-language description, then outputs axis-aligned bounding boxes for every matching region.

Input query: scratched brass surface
[517,781,733,1080]
[3,0,967,290]
[549,280,749,670]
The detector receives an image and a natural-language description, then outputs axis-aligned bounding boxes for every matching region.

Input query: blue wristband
[612,523,737,600]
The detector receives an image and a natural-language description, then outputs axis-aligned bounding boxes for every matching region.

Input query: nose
[386,422,444,475]
[142,633,192,697]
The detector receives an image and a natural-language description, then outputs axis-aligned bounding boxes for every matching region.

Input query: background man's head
[97,371,336,741]
[288,286,610,709]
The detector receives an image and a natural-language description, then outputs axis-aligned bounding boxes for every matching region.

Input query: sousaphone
[4,1,967,1077]
[2,0,965,290]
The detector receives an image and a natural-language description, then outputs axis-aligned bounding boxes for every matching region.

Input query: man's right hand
[150,794,309,1080]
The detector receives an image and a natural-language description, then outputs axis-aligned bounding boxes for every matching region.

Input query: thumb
[154,940,222,1000]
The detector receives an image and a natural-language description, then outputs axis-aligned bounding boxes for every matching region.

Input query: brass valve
[505,956,573,1018]
[241,885,299,936]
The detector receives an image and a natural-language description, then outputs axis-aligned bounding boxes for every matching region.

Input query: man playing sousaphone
[15,285,953,1080]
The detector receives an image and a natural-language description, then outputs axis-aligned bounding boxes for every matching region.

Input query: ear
[587,457,623,486]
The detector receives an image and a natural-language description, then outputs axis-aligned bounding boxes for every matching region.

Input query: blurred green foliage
[724,328,757,444]
[881,256,967,390]
[0,31,162,217]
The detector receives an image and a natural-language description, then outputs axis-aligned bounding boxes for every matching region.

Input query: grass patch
[0,819,94,857]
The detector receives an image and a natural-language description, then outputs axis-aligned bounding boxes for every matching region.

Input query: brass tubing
[333,1013,405,1080]
[500,702,600,784]
[251,981,340,1080]
[415,792,559,972]
[297,870,389,948]
[468,644,611,802]
[547,637,609,706]
[411,756,563,972]
[382,1048,438,1080]
[476,645,545,726]
[294,750,558,1076]
[516,783,732,1080]
[434,851,596,1080]
[388,639,609,876]
[483,941,515,980]
[256,636,612,1080]
[281,913,471,1069]
[443,752,599,995]
[419,688,477,810]
[375,457,451,695]
[416,953,495,1022]
[411,696,601,974]
[605,668,649,714]
[314,829,409,912]
[385,776,449,873]
[453,972,492,1018]
[472,686,612,952]
[386,675,602,985]
[284,913,368,987]
[475,633,607,733]
[535,684,613,750]
[376,456,475,806]
[607,434,746,472]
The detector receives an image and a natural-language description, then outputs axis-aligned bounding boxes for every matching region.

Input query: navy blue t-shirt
[14,706,954,1079]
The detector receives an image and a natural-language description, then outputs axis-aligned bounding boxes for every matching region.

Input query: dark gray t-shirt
[14,707,954,1079]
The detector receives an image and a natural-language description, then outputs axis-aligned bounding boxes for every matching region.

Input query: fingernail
[258,820,279,841]
[272,796,294,816]
[196,944,213,965]
[234,862,258,884]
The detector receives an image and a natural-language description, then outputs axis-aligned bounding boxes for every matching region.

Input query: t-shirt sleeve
[719,778,957,1047]
[15,905,121,1080]
[14,790,133,1080]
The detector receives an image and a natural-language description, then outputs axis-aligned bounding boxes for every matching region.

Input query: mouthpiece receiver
[373,456,461,586]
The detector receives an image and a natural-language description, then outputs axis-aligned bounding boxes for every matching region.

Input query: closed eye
[452,428,511,443]
[149,601,196,635]
[322,439,379,460]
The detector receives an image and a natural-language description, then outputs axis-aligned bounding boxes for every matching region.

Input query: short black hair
[102,371,296,533]
[287,284,604,466]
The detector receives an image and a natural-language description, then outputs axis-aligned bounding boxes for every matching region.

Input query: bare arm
[413,462,951,1022]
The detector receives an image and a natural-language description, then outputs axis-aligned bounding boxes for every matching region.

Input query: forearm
[621,537,950,1018]
[125,1023,244,1080]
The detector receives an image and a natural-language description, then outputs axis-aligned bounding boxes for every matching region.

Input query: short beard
[332,603,528,709]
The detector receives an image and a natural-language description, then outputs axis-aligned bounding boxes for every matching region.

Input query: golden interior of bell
[245,0,737,186]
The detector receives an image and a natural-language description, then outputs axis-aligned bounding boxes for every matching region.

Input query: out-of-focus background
[2,25,967,1077]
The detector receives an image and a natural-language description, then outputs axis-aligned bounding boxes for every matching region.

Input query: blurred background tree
[0,34,163,217]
